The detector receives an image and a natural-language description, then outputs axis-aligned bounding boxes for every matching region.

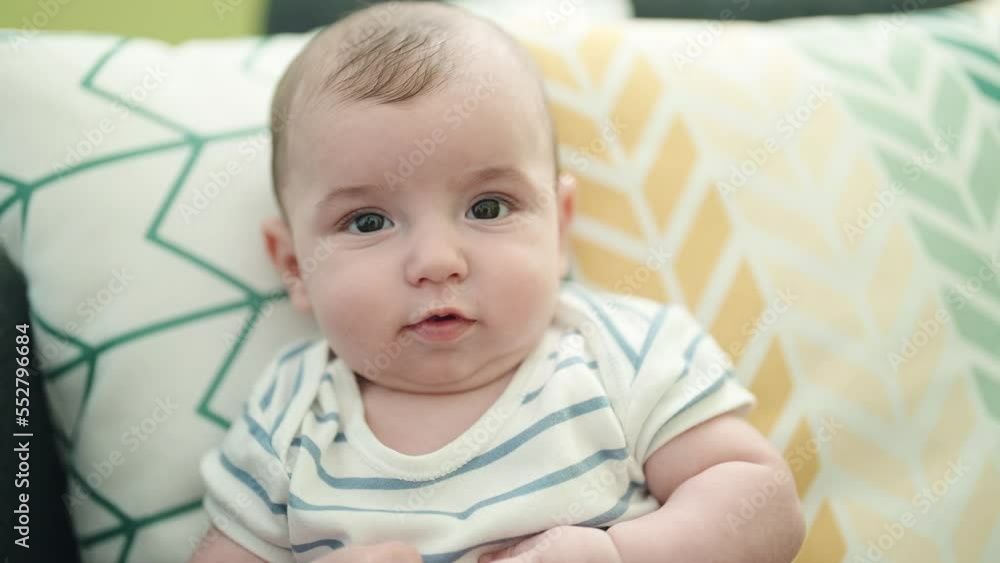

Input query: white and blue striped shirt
[200,282,756,562]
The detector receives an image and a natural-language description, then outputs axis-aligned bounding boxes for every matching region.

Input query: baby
[191,3,805,562]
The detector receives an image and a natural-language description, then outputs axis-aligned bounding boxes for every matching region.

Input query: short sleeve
[200,339,321,563]
[621,306,757,466]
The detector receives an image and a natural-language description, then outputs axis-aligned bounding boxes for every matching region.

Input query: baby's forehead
[300,40,520,102]
[289,50,544,149]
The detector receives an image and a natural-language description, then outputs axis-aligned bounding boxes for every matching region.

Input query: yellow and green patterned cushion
[523,8,1000,563]
[1,2,998,561]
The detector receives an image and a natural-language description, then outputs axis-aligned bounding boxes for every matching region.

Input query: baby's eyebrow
[314,166,533,211]
[314,184,380,210]
[454,166,531,190]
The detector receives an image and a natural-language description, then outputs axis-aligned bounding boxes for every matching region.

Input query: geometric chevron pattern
[513,5,1000,562]
[1,1,999,561]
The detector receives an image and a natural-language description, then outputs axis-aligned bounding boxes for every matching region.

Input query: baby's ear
[556,172,577,278]
[261,217,312,314]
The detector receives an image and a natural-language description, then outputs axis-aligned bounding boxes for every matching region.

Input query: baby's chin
[352,350,525,395]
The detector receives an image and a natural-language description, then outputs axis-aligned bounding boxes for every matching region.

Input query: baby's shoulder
[250,338,330,406]
[239,338,334,450]
[556,283,714,389]
[558,282,694,349]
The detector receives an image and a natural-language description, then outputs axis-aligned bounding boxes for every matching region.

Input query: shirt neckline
[327,328,558,480]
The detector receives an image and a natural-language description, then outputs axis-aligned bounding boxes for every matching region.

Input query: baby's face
[271,67,574,393]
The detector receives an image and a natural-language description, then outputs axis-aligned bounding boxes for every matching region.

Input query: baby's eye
[467,197,511,220]
[347,212,394,234]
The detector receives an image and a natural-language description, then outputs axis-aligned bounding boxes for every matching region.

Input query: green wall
[1,0,267,43]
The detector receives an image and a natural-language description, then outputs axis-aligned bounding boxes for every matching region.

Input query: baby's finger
[478,549,508,563]
[479,555,532,563]
[317,541,422,563]
[479,544,529,563]
[364,541,424,563]
[315,546,365,562]
[480,547,540,563]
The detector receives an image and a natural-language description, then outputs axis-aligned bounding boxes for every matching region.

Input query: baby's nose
[404,227,469,286]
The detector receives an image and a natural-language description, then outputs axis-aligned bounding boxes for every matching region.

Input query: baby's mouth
[408,308,473,325]
[405,310,476,342]
[425,314,460,322]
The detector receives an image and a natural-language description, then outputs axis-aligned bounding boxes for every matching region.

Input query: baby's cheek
[311,273,383,336]
[488,249,559,325]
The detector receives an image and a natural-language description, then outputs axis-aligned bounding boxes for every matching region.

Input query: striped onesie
[200,282,756,562]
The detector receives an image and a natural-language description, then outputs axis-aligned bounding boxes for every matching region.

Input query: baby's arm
[607,412,805,563]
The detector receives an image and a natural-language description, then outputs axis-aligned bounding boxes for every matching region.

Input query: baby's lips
[409,307,473,325]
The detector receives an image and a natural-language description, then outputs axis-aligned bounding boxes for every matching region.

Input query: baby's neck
[355,362,518,399]
[355,364,520,456]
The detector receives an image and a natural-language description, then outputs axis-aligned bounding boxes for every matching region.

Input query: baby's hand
[316,541,423,563]
[478,526,622,563]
